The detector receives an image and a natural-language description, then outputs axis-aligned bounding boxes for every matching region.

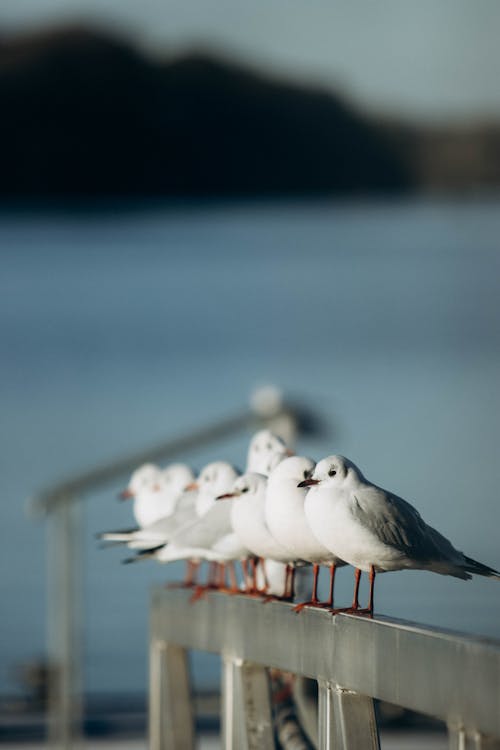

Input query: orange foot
[189,586,210,603]
[262,594,294,604]
[331,606,373,617]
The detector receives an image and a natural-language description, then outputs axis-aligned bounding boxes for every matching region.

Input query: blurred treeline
[0,25,498,200]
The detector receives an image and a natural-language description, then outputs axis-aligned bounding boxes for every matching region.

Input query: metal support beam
[47,497,83,749]
[448,727,500,750]
[330,685,380,750]
[221,656,274,750]
[149,640,194,750]
[221,656,244,750]
[317,681,335,750]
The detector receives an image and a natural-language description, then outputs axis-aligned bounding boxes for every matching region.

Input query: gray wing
[352,486,461,564]
[174,490,198,513]
[171,503,232,549]
[141,504,198,538]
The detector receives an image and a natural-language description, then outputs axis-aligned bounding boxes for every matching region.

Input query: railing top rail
[151,588,500,738]
[31,411,255,516]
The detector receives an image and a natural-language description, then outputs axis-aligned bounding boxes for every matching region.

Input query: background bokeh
[1,0,499,739]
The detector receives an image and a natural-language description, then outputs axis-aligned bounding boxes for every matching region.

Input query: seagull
[100,463,195,546]
[244,430,296,596]
[121,431,291,592]
[246,429,292,475]
[120,463,194,528]
[301,455,500,615]
[118,463,161,526]
[127,462,248,592]
[266,456,345,610]
[218,472,297,595]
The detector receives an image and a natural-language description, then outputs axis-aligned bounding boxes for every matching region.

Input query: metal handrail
[33,389,310,749]
[32,409,274,516]
[150,587,500,750]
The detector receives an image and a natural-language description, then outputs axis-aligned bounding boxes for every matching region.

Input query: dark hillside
[0,26,411,199]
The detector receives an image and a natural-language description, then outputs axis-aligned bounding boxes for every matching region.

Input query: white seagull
[218,472,297,595]
[243,429,294,594]
[246,428,291,475]
[301,455,500,615]
[120,463,194,527]
[266,456,346,609]
[130,462,248,592]
[101,463,195,546]
[119,463,161,526]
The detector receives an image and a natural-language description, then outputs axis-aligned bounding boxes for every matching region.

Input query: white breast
[231,496,292,562]
[304,489,406,572]
[265,478,334,563]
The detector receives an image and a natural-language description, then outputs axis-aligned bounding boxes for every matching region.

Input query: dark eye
[328,469,336,477]
[303,469,310,479]
[241,487,249,493]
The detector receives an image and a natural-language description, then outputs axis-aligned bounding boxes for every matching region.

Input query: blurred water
[1,198,499,697]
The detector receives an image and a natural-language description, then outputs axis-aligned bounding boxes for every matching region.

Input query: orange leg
[228,562,239,592]
[367,566,375,614]
[293,564,321,613]
[259,558,269,592]
[327,563,336,607]
[333,567,374,617]
[352,567,362,609]
[218,563,227,588]
[250,558,258,592]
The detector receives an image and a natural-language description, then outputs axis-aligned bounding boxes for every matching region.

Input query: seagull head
[246,429,292,475]
[268,455,315,484]
[298,455,360,489]
[161,463,195,495]
[216,472,266,500]
[119,463,160,500]
[196,461,240,498]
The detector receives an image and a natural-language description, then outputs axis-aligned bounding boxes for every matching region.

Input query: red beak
[216,493,235,500]
[184,482,199,492]
[285,448,295,456]
[119,489,134,500]
[297,478,320,488]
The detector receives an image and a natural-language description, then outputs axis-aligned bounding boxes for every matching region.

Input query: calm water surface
[1,198,499,695]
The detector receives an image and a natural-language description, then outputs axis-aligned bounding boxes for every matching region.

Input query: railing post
[149,640,194,750]
[47,496,83,749]
[317,681,335,749]
[318,682,380,750]
[449,727,500,750]
[222,656,274,750]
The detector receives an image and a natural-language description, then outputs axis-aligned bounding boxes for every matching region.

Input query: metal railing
[149,587,500,750]
[30,389,316,748]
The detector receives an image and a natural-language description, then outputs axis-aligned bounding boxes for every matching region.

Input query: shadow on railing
[150,588,500,750]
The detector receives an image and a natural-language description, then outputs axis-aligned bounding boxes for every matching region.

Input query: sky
[1,0,499,123]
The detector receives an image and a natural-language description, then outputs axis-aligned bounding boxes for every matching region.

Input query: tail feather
[122,544,165,565]
[96,527,139,543]
[463,555,500,579]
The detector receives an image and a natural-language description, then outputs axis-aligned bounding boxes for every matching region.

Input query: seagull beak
[285,448,294,456]
[297,478,320,488]
[216,492,236,500]
[184,482,199,492]
[119,489,134,500]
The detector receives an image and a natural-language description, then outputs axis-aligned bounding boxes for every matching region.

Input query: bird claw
[331,606,373,617]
